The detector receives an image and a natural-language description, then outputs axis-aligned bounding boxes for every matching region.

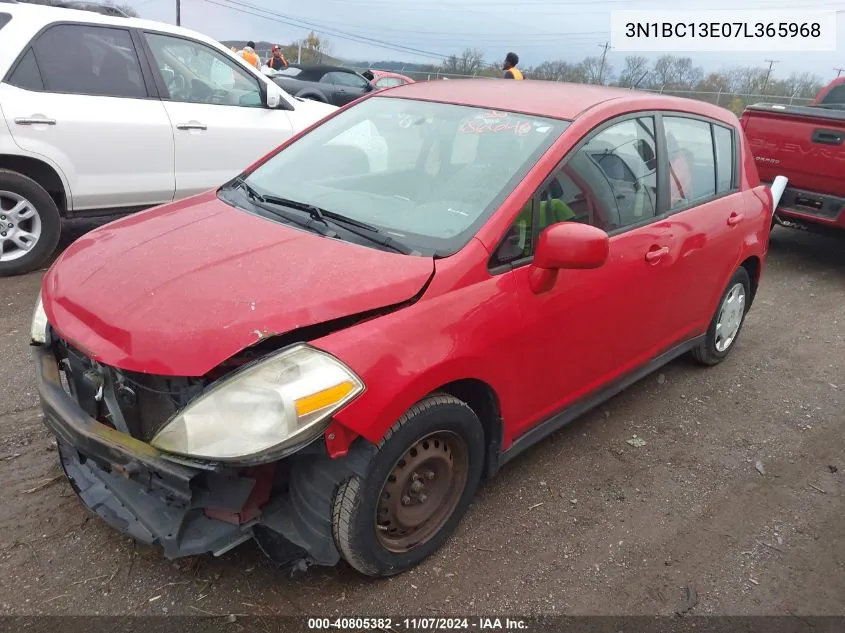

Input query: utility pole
[761,59,778,93]
[297,42,302,64]
[835,67,845,78]
[175,0,180,25]
[597,41,611,85]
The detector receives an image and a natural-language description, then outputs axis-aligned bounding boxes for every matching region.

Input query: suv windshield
[239,97,568,255]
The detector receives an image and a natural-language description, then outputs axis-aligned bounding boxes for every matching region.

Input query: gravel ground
[0,222,843,616]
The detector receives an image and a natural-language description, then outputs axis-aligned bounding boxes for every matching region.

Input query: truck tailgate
[741,104,845,198]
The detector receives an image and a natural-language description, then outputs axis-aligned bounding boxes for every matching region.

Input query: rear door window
[7,49,45,91]
[713,125,735,194]
[663,117,717,209]
[30,23,147,98]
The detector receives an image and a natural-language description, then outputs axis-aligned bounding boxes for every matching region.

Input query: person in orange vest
[503,52,523,80]
[239,41,260,69]
[266,45,288,71]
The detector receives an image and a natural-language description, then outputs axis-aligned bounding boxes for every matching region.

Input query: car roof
[3,1,229,47]
[290,64,358,74]
[377,79,733,122]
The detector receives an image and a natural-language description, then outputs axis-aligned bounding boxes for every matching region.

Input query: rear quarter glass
[0,13,11,30]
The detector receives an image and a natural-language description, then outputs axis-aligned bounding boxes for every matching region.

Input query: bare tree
[441,48,485,76]
[532,60,587,83]
[297,31,332,63]
[780,71,825,99]
[582,56,611,84]
[649,55,702,89]
[724,66,768,95]
[616,55,649,88]
[695,72,731,93]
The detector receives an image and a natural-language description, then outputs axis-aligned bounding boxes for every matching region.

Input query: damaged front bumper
[33,344,370,567]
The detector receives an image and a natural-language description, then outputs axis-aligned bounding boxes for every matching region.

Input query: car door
[325,71,371,106]
[490,114,675,436]
[141,31,295,199]
[658,114,750,343]
[0,22,175,211]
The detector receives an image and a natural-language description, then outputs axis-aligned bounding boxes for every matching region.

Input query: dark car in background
[271,64,373,106]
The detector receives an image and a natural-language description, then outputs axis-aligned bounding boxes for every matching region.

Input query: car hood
[42,192,433,376]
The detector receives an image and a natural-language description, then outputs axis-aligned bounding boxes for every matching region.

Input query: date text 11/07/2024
[624,21,821,38]
[307,618,529,631]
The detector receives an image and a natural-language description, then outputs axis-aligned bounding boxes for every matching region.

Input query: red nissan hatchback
[32,80,773,577]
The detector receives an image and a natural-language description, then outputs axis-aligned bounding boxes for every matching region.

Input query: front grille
[54,337,206,442]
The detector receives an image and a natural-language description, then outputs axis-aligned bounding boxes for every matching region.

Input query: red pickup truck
[741,78,845,234]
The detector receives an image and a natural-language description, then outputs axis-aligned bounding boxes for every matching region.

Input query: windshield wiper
[232,179,337,237]
[241,188,416,255]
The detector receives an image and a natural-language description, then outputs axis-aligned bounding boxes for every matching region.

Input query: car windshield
[240,97,568,255]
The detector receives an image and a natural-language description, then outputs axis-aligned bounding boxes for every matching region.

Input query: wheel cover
[375,431,469,553]
[0,190,42,263]
[715,282,746,352]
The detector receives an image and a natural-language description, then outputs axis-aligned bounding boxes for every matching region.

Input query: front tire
[0,170,61,277]
[691,267,751,366]
[332,394,485,577]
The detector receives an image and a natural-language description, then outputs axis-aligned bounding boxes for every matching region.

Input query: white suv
[0,1,336,275]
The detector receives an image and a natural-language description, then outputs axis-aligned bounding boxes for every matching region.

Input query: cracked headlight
[151,344,363,463]
[30,293,48,345]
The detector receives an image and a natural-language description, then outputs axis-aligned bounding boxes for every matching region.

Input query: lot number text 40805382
[307,617,529,630]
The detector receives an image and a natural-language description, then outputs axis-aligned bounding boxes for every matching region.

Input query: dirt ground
[0,222,843,616]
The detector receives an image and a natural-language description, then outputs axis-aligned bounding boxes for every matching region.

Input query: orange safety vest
[240,48,260,68]
[507,67,524,80]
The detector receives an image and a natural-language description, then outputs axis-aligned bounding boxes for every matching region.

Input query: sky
[132,0,845,81]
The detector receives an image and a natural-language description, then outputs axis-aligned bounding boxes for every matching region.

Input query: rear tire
[0,169,61,277]
[691,267,751,366]
[331,394,484,577]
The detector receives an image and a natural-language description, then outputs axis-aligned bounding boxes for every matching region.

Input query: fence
[243,53,817,115]
[636,88,814,113]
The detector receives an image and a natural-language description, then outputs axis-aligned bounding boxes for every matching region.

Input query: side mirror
[529,222,609,293]
[263,81,282,109]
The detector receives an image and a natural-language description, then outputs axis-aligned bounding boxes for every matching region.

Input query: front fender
[312,262,522,447]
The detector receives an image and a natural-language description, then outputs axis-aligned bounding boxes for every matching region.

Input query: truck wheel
[691,267,751,366]
[0,170,61,277]
[332,394,485,577]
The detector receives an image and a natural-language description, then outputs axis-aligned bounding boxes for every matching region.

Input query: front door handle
[14,117,56,126]
[645,245,669,263]
[175,122,207,131]
[727,211,744,226]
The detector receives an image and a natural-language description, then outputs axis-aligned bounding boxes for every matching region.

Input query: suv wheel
[332,394,485,577]
[0,170,61,276]
[691,266,751,366]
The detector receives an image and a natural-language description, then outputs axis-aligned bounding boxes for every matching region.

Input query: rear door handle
[645,246,669,263]
[14,117,56,126]
[727,211,744,226]
[175,122,207,131]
